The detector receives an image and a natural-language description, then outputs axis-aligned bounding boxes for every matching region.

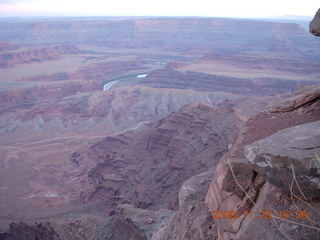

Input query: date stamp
[211,210,308,220]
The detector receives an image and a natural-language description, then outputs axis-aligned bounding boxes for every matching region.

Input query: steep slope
[73,103,241,211]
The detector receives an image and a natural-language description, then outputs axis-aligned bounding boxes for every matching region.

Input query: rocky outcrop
[0,80,99,107]
[205,85,320,239]
[117,204,174,239]
[0,41,19,51]
[245,120,320,199]
[152,170,217,240]
[267,85,320,112]
[0,47,60,68]
[164,62,187,70]
[0,45,83,68]
[310,9,320,36]
[69,59,145,81]
[139,68,317,95]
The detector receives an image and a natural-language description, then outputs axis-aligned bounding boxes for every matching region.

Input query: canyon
[0,16,319,240]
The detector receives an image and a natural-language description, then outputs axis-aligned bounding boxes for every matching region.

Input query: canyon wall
[139,68,318,95]
[0,18,319,55]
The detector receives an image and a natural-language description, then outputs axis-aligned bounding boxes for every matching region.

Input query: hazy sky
[0,0,319,19]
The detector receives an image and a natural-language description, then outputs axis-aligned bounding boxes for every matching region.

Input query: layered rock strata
[0,48,60,68]
[139,68,317,95]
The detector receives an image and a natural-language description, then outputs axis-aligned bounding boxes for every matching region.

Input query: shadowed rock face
[310,9,320,36]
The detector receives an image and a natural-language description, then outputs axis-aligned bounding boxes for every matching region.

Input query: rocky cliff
[0,18,319,55]
[1,86,318,240]
[0,16,319,240]
[0,45,83,68]
[205,85,320,239]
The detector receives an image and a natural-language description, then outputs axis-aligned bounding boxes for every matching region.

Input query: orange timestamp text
[211,210,308,220]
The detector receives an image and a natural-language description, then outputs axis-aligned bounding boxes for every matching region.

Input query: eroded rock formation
[152,170,217,240]
[0,48,60,68]
[77,103,241,211]
[0,45,83,68]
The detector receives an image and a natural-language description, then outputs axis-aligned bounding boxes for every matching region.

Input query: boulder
[245,120,320,199]
[310,9,320,36]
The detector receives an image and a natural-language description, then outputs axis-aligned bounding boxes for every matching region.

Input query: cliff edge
[205,85,320,239]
